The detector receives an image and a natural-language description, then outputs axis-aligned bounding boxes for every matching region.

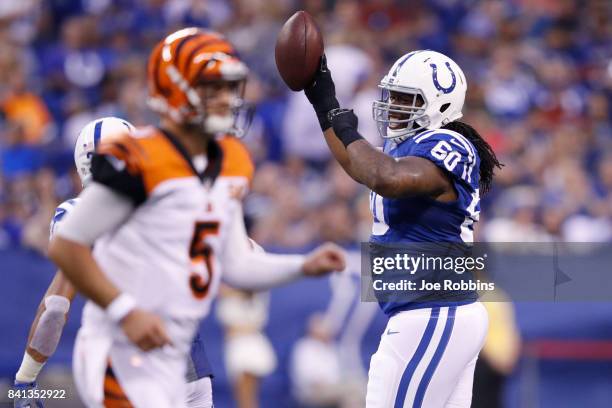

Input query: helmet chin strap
[387,115,431,143]
[386,126,411,143]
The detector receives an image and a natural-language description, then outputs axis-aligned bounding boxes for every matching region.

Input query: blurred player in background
[13,116,135,408]
[47,28,345,408]
[290,250,378,407]
[303,51,503,407]
[13,116,230,408]
[217,287,276,408]
[11,116,288,408]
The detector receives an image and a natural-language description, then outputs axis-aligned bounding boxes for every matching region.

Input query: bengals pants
[73,324,189,408]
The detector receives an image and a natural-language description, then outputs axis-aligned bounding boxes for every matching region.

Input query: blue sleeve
[410,131,478,190]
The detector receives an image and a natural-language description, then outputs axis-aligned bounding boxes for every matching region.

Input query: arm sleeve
[90,141,147,205]
[54,182,134,246]
[222,203,306,291]
[411,132,478,190]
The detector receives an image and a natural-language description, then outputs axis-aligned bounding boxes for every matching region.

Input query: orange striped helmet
[147,28,250,136]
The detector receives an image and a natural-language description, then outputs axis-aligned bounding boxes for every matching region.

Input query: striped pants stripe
[366,302,488,408]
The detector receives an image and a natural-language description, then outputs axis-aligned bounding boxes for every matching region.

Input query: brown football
[275,10,324,91]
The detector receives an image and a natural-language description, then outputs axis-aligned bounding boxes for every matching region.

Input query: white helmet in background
[74,117,135,186]
[372,50,467,142]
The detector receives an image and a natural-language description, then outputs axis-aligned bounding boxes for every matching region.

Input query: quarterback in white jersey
[48,28,345,408]
[13,117,134,408]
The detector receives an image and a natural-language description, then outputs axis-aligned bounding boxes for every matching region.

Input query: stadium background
[0,0,610,407]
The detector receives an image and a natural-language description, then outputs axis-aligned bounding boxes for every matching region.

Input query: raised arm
[304,57,452,199]
[323,123,451,199]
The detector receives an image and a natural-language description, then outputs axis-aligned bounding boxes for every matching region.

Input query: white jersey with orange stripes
[78,132,253,333]
[80,126,223,333]
[65,128,305,408]
[71,126,226,408]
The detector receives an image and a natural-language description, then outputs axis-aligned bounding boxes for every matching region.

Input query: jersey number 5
[189,221,220,299]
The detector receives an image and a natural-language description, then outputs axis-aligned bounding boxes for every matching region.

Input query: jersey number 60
[430,140,461,172]
[189,221,220,299]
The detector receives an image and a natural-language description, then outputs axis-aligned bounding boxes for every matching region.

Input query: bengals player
[48,28,345,408]
[13,117,135,408]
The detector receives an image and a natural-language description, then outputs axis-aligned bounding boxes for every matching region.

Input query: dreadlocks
[442,121,503,195]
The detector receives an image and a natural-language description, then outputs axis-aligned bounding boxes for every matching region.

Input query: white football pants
[73,323,190,408]
[366,302,488,408]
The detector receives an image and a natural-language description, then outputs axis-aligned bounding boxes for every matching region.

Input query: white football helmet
[372,50,467,142]
[74,117,135,186]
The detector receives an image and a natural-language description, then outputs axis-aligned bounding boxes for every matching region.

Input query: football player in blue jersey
[303,51,503,407]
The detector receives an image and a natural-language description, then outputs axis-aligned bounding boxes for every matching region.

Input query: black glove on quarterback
[328,108,364,147]
[304,55,340,131]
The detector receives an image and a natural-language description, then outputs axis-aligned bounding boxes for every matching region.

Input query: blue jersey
[187,333,214,380]
[369,129,481,316]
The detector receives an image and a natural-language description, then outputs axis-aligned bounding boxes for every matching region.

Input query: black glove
[304,55,340,131]
[328,108,364,147]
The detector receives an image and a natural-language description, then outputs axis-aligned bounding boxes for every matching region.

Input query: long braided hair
[442,121,503,195]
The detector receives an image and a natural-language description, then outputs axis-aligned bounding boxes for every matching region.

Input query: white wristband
[105,293,136,323]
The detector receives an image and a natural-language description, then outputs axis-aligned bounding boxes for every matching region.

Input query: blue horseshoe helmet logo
[430,62,456,94]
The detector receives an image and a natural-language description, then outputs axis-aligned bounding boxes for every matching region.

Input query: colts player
[303,51,503,407]
[48,28,345,408]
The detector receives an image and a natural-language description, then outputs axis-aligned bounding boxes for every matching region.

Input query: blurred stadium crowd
[0,0,611,255]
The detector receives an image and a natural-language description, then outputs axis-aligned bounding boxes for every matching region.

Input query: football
[275,10,324,91]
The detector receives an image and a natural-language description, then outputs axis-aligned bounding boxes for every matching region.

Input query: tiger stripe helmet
[147,28,249,134]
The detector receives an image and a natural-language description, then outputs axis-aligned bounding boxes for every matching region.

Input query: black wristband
[315,103,339,131]
[328,108,364,147]
[335,126,364,148]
